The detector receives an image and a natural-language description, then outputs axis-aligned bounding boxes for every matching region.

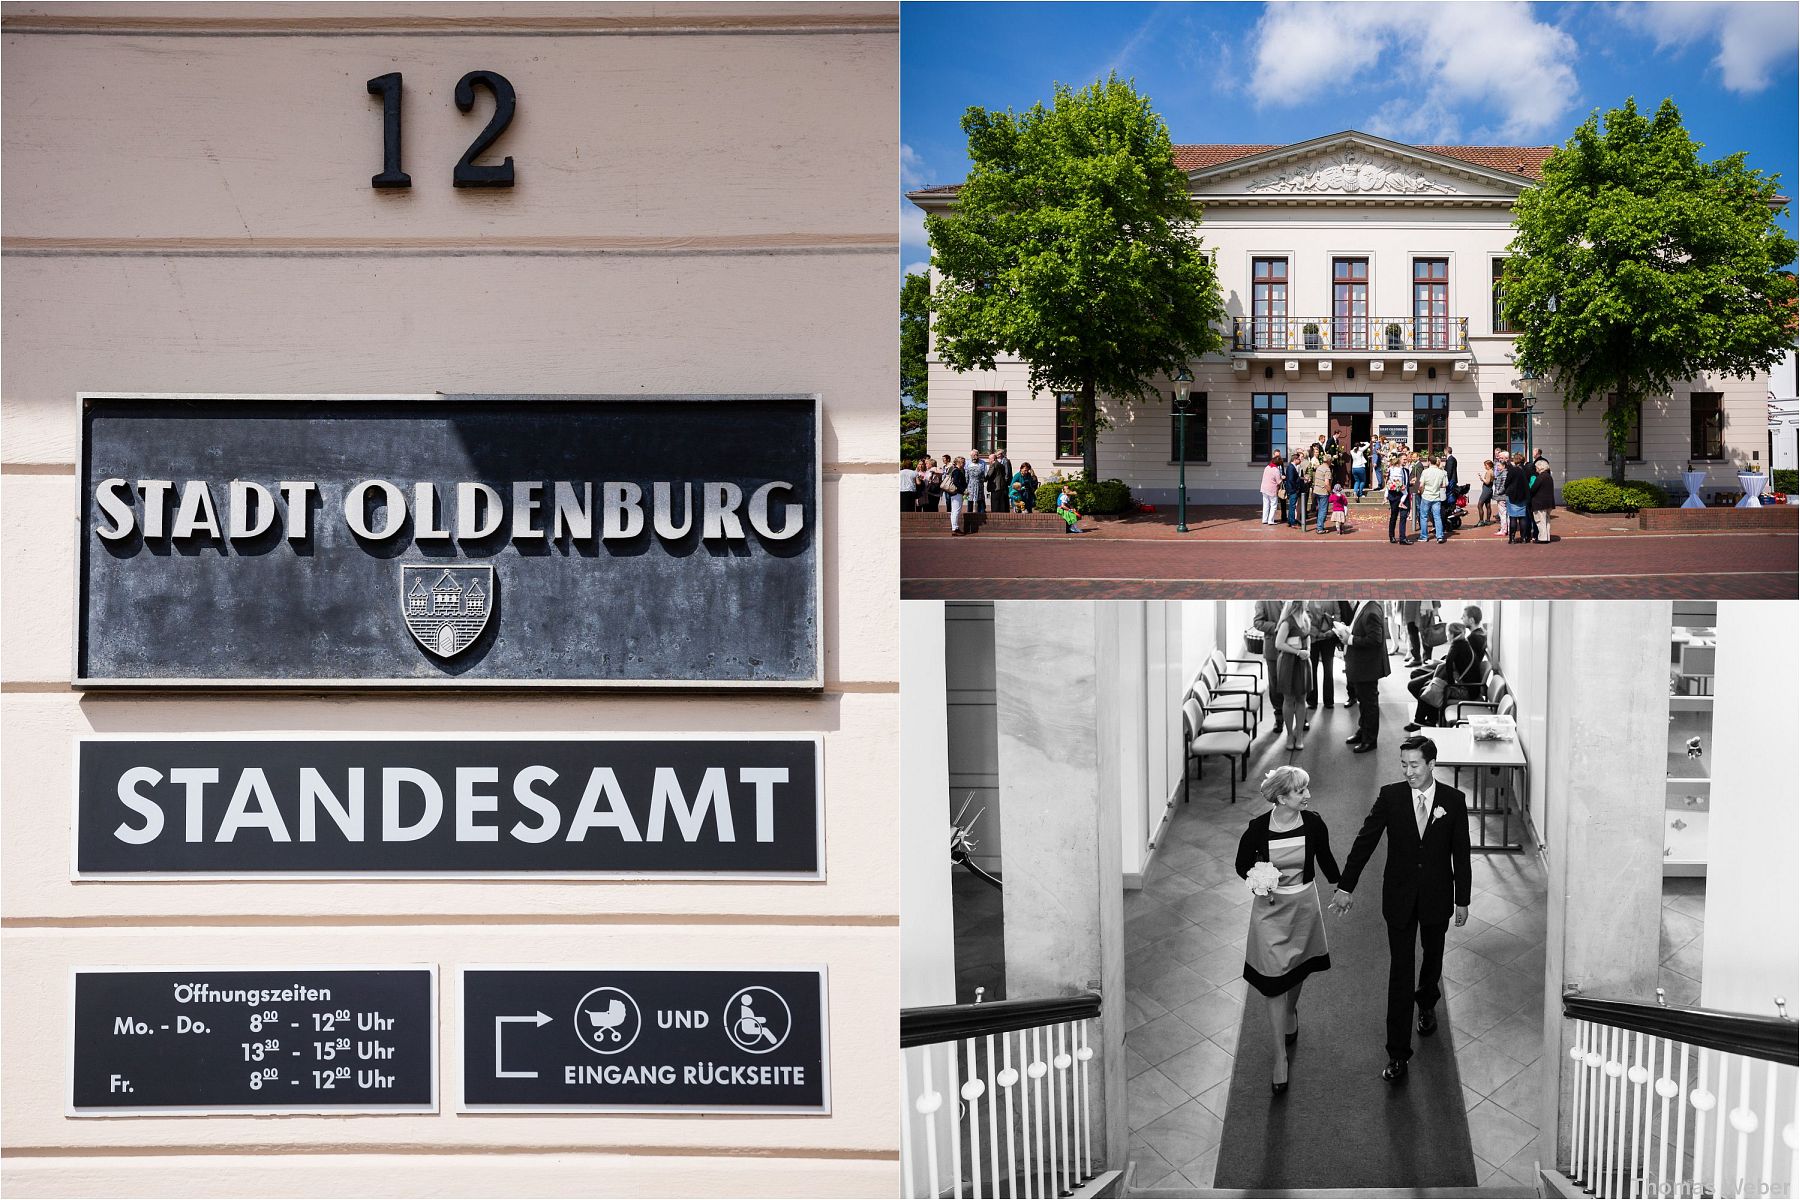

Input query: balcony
[1232,315,1470,355]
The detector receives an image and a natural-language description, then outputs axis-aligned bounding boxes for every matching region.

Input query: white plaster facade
[912,132,1777,504]
[1,4,898,1196]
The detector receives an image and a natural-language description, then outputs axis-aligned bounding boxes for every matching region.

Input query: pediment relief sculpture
[1242,150,1460,195]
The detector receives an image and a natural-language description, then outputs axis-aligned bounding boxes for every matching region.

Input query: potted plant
[1385,322,1403,350]
[1303,322,1321,350]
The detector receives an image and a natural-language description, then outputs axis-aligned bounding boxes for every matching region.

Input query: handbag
[1421,671,1450,707]
[1423,621,1448,648]
[1277,484,1288,501]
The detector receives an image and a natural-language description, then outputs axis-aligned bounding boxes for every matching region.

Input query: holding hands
[1327,888,1354,915]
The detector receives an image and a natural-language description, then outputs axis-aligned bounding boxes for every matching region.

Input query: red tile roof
[910,139,1556,196]
[1174,143,1554,179]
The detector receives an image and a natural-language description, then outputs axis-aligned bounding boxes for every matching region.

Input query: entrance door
[1329,394,1373,449]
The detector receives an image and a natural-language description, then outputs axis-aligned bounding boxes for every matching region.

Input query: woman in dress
[1475,458,1495,527]
[1259,455,1283,525]
[1236,765,1339,1094]
[1272,600,1312,750]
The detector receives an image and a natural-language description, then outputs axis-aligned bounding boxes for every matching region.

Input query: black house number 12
[366,71,516,189]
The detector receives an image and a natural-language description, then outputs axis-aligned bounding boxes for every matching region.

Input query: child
[1056,485,1084,533]
[1329,484,1349,534]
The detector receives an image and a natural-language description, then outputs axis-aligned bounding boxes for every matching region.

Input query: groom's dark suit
[1339,779,1472,1063]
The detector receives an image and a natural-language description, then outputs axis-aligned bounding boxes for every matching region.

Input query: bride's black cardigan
[1235,810,1341,886]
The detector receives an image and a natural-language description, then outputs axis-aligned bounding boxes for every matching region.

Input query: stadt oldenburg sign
[74,735,824,879]
[75,394,820,687]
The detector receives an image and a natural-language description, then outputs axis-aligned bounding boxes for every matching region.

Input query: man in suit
[1252,599,1286,723]
[1329,734,1472,1082]
[1304,599,1344,708]
[1337,599,1388,752]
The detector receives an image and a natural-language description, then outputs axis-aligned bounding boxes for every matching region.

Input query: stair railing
[900,991,1102,1199]
[1561,989,1798,1198]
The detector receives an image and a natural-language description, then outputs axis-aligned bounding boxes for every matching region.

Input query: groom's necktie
[1415,790,1429,837]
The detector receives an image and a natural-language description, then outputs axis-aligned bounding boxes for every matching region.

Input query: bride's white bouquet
[1245,861,1281,897]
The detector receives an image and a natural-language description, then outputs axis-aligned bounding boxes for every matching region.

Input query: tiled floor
[1658,877,1707,1008]
[1123,653,1552,1192]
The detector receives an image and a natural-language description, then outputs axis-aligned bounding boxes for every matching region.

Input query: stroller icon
[585,998,628,1043]
[573,987,640,1055]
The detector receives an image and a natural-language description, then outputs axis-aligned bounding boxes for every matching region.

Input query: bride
[1235,765,1342,1093]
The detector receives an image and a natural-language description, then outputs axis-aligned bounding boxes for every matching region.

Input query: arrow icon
[495,1011,552,1079]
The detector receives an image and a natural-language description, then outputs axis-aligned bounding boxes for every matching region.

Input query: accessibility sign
[458,967,828,1113]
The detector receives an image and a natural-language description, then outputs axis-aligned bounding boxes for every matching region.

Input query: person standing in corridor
[1337,599,1388,754]
[1328,735,1472,1084]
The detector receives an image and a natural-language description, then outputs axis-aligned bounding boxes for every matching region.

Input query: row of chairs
[1178,649,1266,805]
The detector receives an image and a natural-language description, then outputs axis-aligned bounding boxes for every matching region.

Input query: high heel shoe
[1286,1022,1299,1045]
[1271,1077,1289,1095]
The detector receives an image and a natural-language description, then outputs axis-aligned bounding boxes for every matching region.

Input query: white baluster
[963,1037,983,1199]
[1655,1038,1676,1199]
[986,1033,1001,1200]
[1757,1057,1777,1199]
[947,1042,965,1200]
[1712,1052,1730,1200]
[1044,1023,1059,1198]
[1051,1021,1065,1194]
[1629,1031,1647,1197]
[919,1044,943,1200]
[1036,1021,1051,1200]
[1671,1043,1689,1198]
[1570,1021,1587,1186]
[1072,1021,1087,1180]
[1692,1050,1712,1200]
[1591,1021,1605,1194]
[902,1046,917,1199]
[1731,1056,1754,1199]
[1612,1029,1627,1194]
[1001,1032,1020,1200]
[1785,1065,1798,1198]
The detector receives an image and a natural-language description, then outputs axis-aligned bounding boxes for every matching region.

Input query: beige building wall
[2,4,899,1196]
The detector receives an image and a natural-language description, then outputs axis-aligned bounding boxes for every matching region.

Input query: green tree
[900,271,930,463]
[1504,97,1797,483]
[925,74,1226,479]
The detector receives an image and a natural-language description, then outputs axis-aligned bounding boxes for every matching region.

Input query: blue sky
[901,1,1800,275]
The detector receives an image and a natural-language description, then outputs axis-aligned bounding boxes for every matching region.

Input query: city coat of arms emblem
[400,564,494,658]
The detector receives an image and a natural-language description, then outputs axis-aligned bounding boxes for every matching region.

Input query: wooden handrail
[1563,991,1797,1066]
[901,992,1102,1049]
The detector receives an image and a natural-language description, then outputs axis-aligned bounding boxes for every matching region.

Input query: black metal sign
[70,968,436,1115]
[74,736,823,879]
[76,394,820,688]
[459,968,828,1113]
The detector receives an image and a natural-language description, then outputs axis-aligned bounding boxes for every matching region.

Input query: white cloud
[1616,1,1799,93]
[1248,1,1580,139]
[1367,96,1465,145]
[901,204,928,254]
[900,143,929,191]
[903,260,932,278]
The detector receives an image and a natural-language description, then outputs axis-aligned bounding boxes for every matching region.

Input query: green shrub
[1561,477,1670,513]
[1033,472,1135,515]
[1772,469,1797,494]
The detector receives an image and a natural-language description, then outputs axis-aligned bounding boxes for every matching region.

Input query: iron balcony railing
[900,992,1104,1199]
[1559,989,1798,1199]
[1232,315,1470,354]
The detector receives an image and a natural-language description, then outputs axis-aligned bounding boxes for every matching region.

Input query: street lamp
[1173,366,1194,533]
[1511,362,1540,465]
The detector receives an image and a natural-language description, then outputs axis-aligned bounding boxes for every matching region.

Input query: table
[1681,470,1708,509]
[1428,725,1529,853]
[1736,472,1765,508]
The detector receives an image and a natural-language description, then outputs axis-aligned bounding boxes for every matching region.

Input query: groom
[1328,734,1472,1083]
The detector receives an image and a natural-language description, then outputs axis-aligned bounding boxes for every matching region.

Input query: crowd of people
[1256,435,1557,545]
[901,451,1096,535]
[1252,600,1492,753]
